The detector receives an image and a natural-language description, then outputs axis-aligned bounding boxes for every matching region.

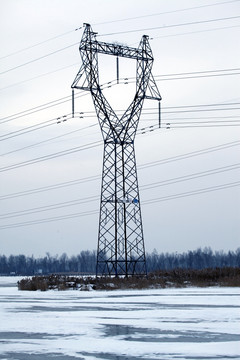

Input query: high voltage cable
[0,174,101,201]
[0,29,82,61]
[138,140,240,169]
[97,15,240,37]
[151,24,240,40]
[1,15,240,76]
[0,180,239,230]
[2,116,240,157]
[1,68,240,124]
[0,42,79,76]
[155,67,240,79]
[1,123,99,157]
[0,64,239,95]
[1,0,238,61]
[143,180,240,205]
[0,195,99,220]
[0,63,80,92]
[1,124,240,173]
[0,114,75,141]
[0,140,239,198]
[95,1,240,25]
[0,79,117,124]
[141,162,240,190]
[1,65,240,94]
[1,98,240,134]
[0,114,72,139]
[0,210,99,230]
[0,140,102,173]
[1,105,240,142]
[1,162,239,220]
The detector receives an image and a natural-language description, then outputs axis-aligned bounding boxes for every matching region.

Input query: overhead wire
[0,179,239,230]
[1,67,240,125]
[1,66,240,95]
[0,195,99,220]
[97,15,240,37]
[1,123,240,173]
[143,180,240,205]
[0,62,80,92]
[0,123,98,157]
[1,95,240,129]
[0,161,239,220]
[95,0,240,25]
[2,115,240,157]
[1,0,238,61]
[0,42,79,76]
[1,104,239,142]
[1,67,240,123]
[0,140,103,173]
[0,139,239,197]
[0,28,82,61]
[1,15,240,76]
[0,174,101,201]
[151,24,240,40]
[0,209,99,230]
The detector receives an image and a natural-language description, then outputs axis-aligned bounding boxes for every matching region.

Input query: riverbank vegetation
[18,267,240,291]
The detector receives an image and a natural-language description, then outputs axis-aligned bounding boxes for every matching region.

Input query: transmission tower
[71,23,161,277]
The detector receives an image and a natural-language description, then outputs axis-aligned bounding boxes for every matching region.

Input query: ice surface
[0,277,239,359]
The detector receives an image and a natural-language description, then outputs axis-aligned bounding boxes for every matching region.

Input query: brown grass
[17,267,240,291]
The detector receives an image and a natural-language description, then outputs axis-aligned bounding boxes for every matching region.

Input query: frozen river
[0,277,239,360]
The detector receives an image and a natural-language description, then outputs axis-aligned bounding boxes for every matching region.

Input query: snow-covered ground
[0,277,239,360]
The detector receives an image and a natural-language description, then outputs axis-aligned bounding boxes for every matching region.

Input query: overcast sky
[0,0,240,257]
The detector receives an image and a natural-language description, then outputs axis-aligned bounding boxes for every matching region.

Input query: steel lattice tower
[72,24,161,277]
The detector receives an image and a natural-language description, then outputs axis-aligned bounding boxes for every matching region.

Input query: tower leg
[96,141,147,277]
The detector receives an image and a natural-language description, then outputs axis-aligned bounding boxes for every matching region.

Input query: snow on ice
[0,277,239,359]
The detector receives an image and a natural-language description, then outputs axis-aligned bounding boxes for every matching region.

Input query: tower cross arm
[80,40,153,61]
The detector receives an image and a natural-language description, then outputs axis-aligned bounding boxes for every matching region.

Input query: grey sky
[0,0,240,256]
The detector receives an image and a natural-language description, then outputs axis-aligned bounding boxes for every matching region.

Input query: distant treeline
[0,247,240,276]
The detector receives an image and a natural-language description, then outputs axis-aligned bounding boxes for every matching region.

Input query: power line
[1,15,240,76]
[0,28,82,61]
[1,125,240,173]
[98,15,240,37]
[1,101,240,142]
[0,180,239,230]
[0,209,99,230]
[0,140,102,173]
[0,42,79,76]
[95,1,240,25]
[1,127,240,173]
[1,162,239,220]
[152,24,240,40]
[0,140,239,198]
[0,63,79,92]
[0,175,101,201]
[141,162,240,190]
[2,116,240,157]
[0,79,118,124]
[0,115,68,140]
[138,140,240,169]
[144,180,240,205]
[0,123,98,157]
[1,110,239,143]
[1,0,237,61]
[0,195,99,220]
[1,68,240,124]
[1,66,240,94]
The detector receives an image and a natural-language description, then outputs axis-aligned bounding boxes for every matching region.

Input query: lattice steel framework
[72,23,161,276]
